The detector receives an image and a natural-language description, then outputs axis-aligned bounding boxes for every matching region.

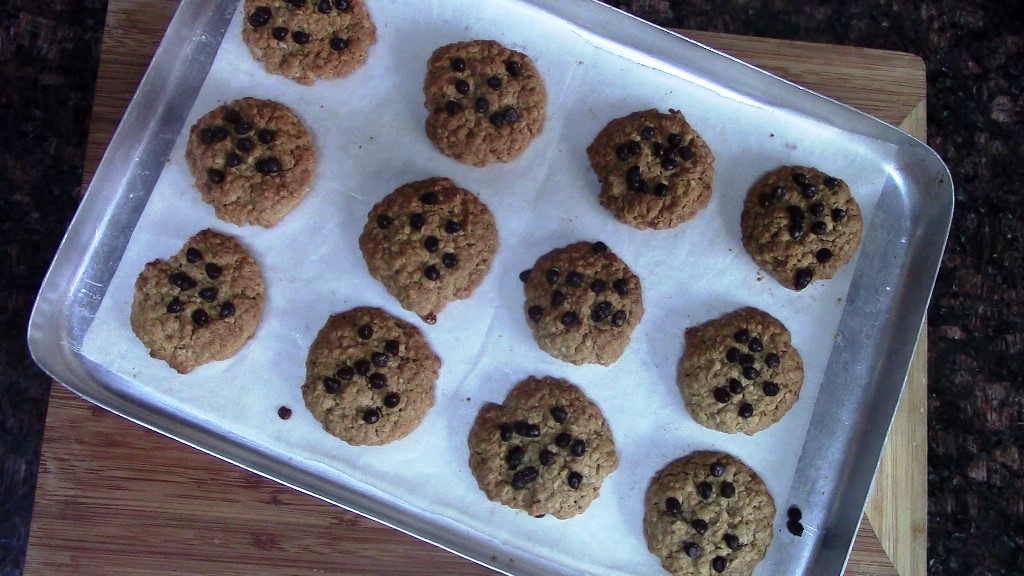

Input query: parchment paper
[82,1,897,574]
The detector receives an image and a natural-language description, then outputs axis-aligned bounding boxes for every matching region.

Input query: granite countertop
[1,1,1021,574]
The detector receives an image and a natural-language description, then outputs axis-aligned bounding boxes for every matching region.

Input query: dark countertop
[1,1,1020,574]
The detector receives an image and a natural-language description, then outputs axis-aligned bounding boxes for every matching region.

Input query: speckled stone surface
[1,1,1021,575]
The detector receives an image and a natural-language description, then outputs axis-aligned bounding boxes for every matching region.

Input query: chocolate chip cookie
[521,241,643,365]
[359,177,498,323]
[185,97,316,227]
[467,376,618,519]
[423,40,547,166]
[644,451,776,576]
[301,307,441,446]
[741,166,864,291]
[587,109,715,230]
[130,229,265,374]
[678,307,804,435]
[241,0,377,85]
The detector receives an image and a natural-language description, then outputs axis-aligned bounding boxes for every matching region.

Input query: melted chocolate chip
[424,265,440,281]
[566,271,584,287]
[475,97,489,113]
[486,76,502,90]
[455,79,470,95]
[450,57,466,72]
[334,0,350,10]
[816,248,834,263]
[330,37,348,51]
[539,449,556,466]
[795,268,814,290]
[191,309,209,327]
[567,471,583,490]
[665,496,682,514]
[442,253,458,268]
[832,207,847,222]
[739,403,754,418]
[790,224,805,240]
[358,324,373,340]
[712,557,728,573]
[257,129,275,144]
[725,347,740,363]
[278,406,292,420]
[336,365,355,380]
[207,168,225,184]
[720,482,736,498]
[272,26,289,41]
[711,462,726,477]
[550,406,567,424]
[489,112,506,127]
[787,204,806,224]
[514,421,541,438]
[199,128,215,145]
[527,305,543,322]
[728,378,744,395]
[212,127,229,142]
[653,182,669,196]
[371,352,388,367]
[499,423,513,441]
[561,311,579,326]
[223,109,241,124]
[555,432,572,448]
[288,0,304,7]
[384,393,401,408]
[198,287,218,302]
[765,353,781,369]
[166,298,183,314]
[505,60,522,76]
[423,236,439,253]
[369,373,387,389]
[219,302,235,319]
[697,481,714,499]
[613,278,629,295]
[512,467,539,489]
[762,381,780,396]
[354,359,371,375]
[626,165,643,191]
[169,272,196,291]
[811,221,828,235]
[292,30,311,44]
[362,408,380,424]
[323,377,341,394]
[550,291,566,307]
[590,279,607,294]
[445,100,462,115]
[570,439,586,457]
[248,7,272,27]
[713,387,731,403]
[739,355,754,368]
[317,0,332,12]
[255,157,282,175]
[420,191,439,205]
[684,542,703,559]
[611,310,627,327]
[749,337,763,352]
[691,518,709,535]
[377,214,394,229]
[410,213,425,230]
[591,301,612,322]
[384,339,400,356]
[640,126,656,140]
[724,533,741,549]
[545,268,560,285]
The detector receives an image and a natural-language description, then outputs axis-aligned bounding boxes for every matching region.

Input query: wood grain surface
[27,1,926,575]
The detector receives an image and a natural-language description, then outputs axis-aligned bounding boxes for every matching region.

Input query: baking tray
[28,0,952,574]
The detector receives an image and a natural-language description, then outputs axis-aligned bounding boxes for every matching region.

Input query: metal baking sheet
[29,1,952,575]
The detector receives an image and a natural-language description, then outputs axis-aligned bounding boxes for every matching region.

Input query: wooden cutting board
[26,2,927,575]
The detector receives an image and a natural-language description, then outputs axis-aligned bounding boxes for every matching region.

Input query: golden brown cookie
[423,40,547,166]
[130,229,265,374]
[741,166,863,290]
[467,376,618,519]
[587,109,715,230]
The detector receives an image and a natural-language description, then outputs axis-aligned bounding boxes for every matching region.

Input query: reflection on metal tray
[29,1,952,574]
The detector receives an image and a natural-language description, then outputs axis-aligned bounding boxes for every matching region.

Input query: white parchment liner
[82,1,897,574]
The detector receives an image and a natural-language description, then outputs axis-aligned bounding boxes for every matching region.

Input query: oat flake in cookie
[741,165,863,291]
[678,307,804,435]
[130,229,265,374]
[302,307,441,446]
[185,98,315,227]
[587,109,715,230]
[467,376,618,519]
[359,177,498,322]
[423,40,547,166]
[241,0,376,85]
[522,241,643,365]
[644,452,775,576]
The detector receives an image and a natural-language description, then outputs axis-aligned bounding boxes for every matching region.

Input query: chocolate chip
[713,387,731,403]
[728,378,744,395]
[528,305,543,322]
[640,126,656,140]
[512,467,539,489]
[233,121,253,136]
[514,421,541,438]
[212,127,229,142]
[824,176,839,189]
[546,406,567,424]
[788,506,803,521]
[292,30,311,44]
[545,268,560,285]
[330,37,348,51]
[567,471,583,490]
[505,60,521,76]
[590,279,607,294]
[224,153,242,168]
[550,291,566,307]
[489,112,506,127]
[734,328,750,343]
[289,0,305,7]
[816,248,834,263]
[336,365,355,380]
[455,79,470,95]
[410,213,425,230]
[561,311,579,326]
[725,347,740,363]
[357,324,373,340]
[475,97,489,113]
[169,272,196,290]
[712,557,727,573]
[424,265,440,281]
[653,182,669,196]
[832,208,847,222]
[443,220,462,234]
[278,406,292,420]
[616,144,633,161]
[201,265,221,282]
[499,423,513,441]
[445,100,462,115]
[792,172,808,186]
[539,449,556,466]
[720,482,736,498]
[626,140,642,156]
[384,393,401,408]
[517,270,532,284]
[166,298,183,314]
[207,168,225,184]
[724,533,740,549]
[323,377,341,393]
[739,403,754,418]
[742,366,760,380]
[773,185,786,199]
[711,462,726,477]
[765,353,781,369]
[811,221,828,235]
[362,408,380,424]
[611,310,627,327]
[334,0,350,9]
[198,287,218,302]
[219,302,235,319]
[555,432,572,448]
[565,271,584,287]
[762,381,780,396]
[749,337,763,352]
[759,193,773,208]
[223,109,241,124]
[678,145,695,161]
[379,341,399,358]
[377,214,394,229]
[235,138,254,153]
[613,278,629,295]
[442,253,458,268]
[486,76,502,90]
[787,204,806,224]
[354,359,371,375]
[810,202,826,217]
[420,191,439,205]
[789,224,805,240]
[739,353,755,367]
[794,268,814,290]
[503,107,519,124]
[183,248,202,264]
[665,496,682,513]
[570,439,586,457]
[191,309,209,327]
[257,129,275,144]
[369,373,387,389]
[423,236,439,253]
[697,481,713,499]
[199,128,215,145]
[450,57,466,72]
[802,184,819,199]
[787,519,805,536]
[691,518,709,535]
[661,157,678,171]
[317,0,332,13]
[371,352,388,368]
[684,542,702,559]
[255,157,282,175]
[591,301,612,322]
[625,165,643,191]
[248,7,272,27]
